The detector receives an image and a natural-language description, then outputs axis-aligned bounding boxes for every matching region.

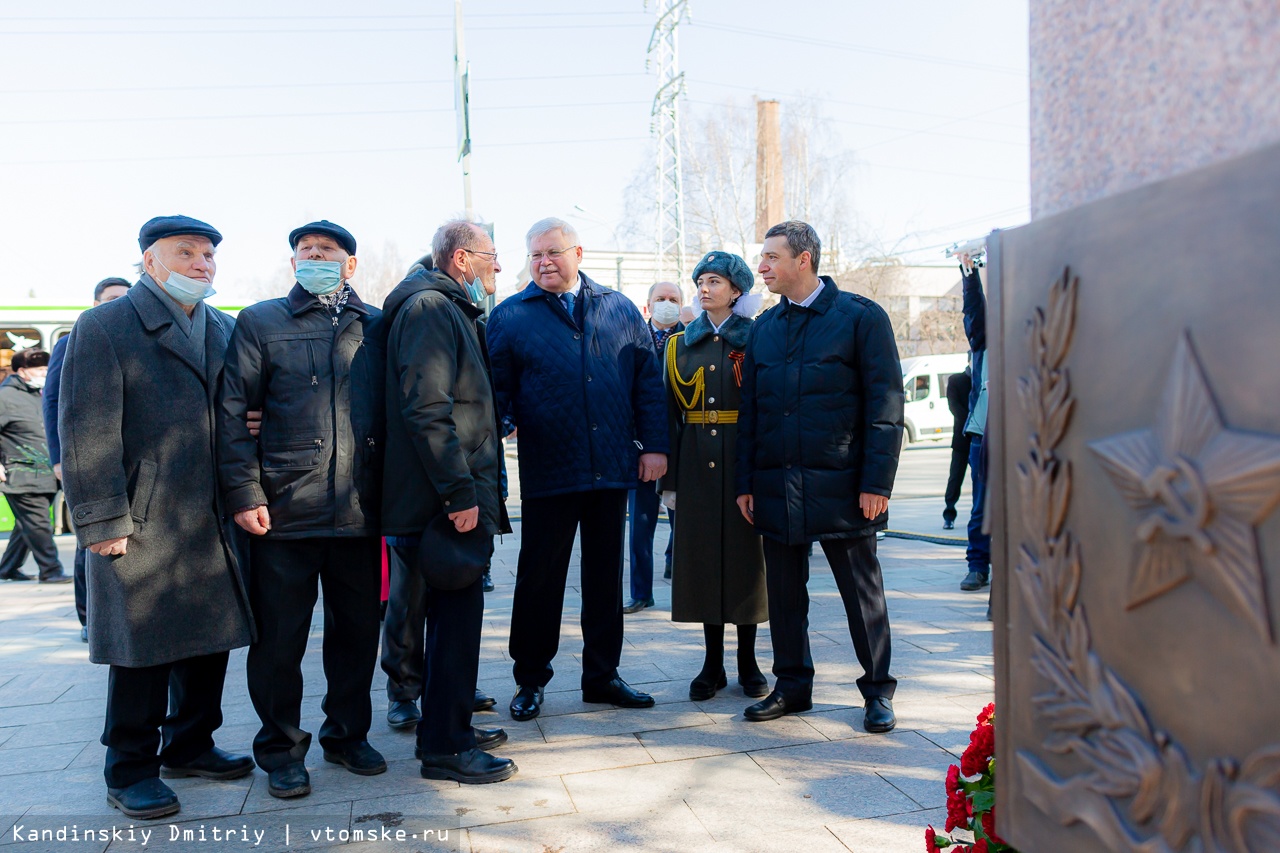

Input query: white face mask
[650,301,682,326]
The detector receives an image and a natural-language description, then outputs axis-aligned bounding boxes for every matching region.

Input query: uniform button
[709,364,716,371]
[708,461,715,468]
[710,429,717,436]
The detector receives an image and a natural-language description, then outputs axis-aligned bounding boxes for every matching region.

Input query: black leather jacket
[217,284,386,538]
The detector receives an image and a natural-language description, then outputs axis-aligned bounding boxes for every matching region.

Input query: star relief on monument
[1087,332,1280,642]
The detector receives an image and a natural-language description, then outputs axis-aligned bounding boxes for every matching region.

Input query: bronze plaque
[990,142,1280,850]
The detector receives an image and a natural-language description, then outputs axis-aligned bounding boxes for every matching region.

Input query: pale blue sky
[0,1,1029,304]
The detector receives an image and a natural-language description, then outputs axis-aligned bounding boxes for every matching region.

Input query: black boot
[736,624,769,698]
[690,624,727,700]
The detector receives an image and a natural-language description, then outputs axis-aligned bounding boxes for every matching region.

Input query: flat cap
[11,349,50,370]
[289,220,356,256]
[692,250,754,294]
[138,215,223,252]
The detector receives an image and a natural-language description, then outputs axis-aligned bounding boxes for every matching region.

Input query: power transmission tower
[646,0,690,283]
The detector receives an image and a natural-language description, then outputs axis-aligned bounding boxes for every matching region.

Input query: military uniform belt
[684,409,738,424]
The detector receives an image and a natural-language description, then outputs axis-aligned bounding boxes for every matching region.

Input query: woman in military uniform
[661,251,768,701]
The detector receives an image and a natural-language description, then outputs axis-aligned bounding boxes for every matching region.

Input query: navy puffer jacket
[487,275,668,499]
[735,278,904,545]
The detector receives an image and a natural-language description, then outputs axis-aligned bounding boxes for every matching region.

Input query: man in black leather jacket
[217,220,387,799]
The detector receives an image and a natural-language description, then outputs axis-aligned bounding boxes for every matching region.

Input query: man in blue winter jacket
[487,217,669,722]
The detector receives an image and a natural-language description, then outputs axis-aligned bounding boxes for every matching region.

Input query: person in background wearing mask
[44,277,133,636]
[624,281,684,613]
[381,220,515,783]
[0,348,70,584]
[60,215,254,820]
[217,221,388,799]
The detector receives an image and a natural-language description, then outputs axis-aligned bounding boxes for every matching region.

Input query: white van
[900,352,970,448]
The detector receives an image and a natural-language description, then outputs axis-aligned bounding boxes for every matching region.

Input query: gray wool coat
[59,281,254,667]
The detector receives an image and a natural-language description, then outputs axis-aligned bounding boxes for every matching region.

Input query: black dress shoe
[107,777,179,819]
[322,741,387,776]
[474,688,497,712]
[622,597,655,614]
[39,572,73,584]
[415,726,508,759]
[80,626,88,642]
[420,748,517,784]
[689,668,727,701]
[161,746,254,780]
[482,570,495,593]
[738,671,770,699]
[864,696,896,733]
[582,677,655,708]
[0,570,34,581]
[509,685,543,721]
[387,700,421,730]
[267,762,311,799]
[744,691,812,722]
[943,518,955,530]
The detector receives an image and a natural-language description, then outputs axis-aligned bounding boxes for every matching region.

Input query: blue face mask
[295,259,345,296]
[155,259,215,306]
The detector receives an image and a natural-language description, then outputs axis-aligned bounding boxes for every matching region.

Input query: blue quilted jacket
[488,275,668,499]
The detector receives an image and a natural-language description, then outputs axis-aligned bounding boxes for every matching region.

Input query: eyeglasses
[464,248,498,261]
[527,246,578,263]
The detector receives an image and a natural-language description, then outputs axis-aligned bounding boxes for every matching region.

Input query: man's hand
[53,463,62,481]
[736,494,754,524]
[449,506,480,533]
[89,536,128,556]
[638,452,667,482]
[235,506,272,535]
[860,492,888,520]
[247,410,263,438]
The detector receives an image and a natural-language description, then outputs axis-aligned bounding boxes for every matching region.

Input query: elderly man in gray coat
[59,215,255,820]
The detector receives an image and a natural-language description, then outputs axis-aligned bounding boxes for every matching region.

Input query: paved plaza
[0,449,992,852]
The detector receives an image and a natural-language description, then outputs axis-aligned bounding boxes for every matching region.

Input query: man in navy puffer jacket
[488,218,668,721]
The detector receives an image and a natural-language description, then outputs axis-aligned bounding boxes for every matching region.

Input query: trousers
[509,489,627,689]
[761,534,896,702]
[627,482,674,602]
[245,536,381,770]
[102,652,230,788]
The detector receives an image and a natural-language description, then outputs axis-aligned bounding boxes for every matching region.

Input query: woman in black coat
[662,252,769,700]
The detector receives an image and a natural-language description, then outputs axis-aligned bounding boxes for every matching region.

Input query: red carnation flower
[982,808,1005,845]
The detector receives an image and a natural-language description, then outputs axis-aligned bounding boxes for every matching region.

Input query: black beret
[289,220,356,256]
[692,250,754,294]
[138,215,223,252]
